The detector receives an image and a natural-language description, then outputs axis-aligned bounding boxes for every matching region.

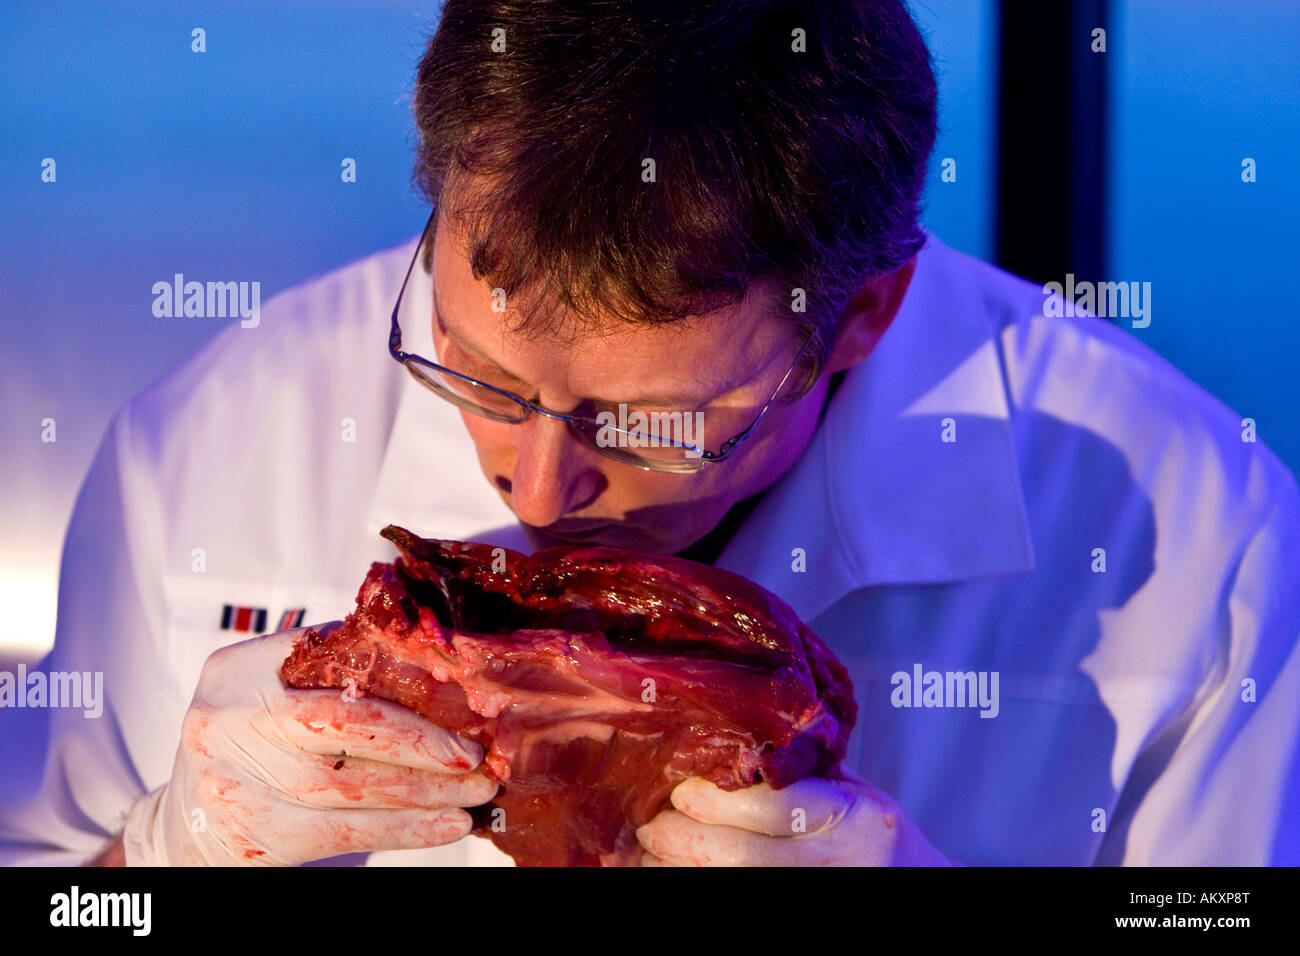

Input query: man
[3,0,1297,866]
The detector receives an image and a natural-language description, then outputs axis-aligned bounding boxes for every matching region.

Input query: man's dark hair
[412,0,937,390]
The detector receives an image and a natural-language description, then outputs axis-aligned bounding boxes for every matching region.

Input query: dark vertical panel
[1068,0,1109,284]
[996,0,1108,285]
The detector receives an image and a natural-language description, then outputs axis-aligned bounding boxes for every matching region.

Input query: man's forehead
[431,216,794,401]
[435,286,773,406]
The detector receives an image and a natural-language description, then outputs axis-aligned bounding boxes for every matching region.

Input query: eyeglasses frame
[387,207,815,473]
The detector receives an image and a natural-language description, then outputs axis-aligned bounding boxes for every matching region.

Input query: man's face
[428,203,833,555]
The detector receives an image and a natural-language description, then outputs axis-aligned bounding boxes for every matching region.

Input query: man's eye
[468,365,513,388]
[595,404,690,430]
[445,342,515,388]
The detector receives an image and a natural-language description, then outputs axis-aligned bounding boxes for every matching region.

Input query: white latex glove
[636,766,959,866]
[123,625,498,866]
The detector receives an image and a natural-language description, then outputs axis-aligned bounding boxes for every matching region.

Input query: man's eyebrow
[433,286,530,386]
[432,284,733,409]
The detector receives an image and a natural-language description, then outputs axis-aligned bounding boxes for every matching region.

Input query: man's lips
[527,520,666,553]
[539,522,617,542]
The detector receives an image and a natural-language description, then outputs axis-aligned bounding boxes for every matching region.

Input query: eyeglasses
[388,207,815,474]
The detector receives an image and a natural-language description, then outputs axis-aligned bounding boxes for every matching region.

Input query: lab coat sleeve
[1106,468,1300,865]
[0,401,170,865]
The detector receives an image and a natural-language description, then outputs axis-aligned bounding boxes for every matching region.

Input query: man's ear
[826,257,917,373]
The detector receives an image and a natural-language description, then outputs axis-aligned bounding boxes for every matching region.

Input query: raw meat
[279,524,856,866]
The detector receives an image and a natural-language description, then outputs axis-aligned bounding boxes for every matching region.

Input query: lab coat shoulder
[958,243,1297,536]
[950,243,1300,863]
[120,238,421,587]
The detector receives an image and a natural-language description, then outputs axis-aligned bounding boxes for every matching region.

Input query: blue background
[1,0,1297,660]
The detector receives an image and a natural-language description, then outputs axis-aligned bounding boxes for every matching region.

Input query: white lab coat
[2,230,1297,866]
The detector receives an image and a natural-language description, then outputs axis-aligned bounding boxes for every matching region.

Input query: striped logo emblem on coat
[277,608,307,631]
[220,605,268,633]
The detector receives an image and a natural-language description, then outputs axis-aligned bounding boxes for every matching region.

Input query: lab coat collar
[368,231,1037,623]
[365,241,520,545]
[713,231,1037,622]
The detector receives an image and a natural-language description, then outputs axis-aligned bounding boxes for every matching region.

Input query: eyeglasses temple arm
[390,207,440,361]
[697,329,816,462]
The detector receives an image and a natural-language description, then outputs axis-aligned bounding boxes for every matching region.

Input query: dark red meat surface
[279,524,856,866]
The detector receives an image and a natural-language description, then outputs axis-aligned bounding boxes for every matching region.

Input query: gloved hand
[636,766,959,866]
[122,625,498,866]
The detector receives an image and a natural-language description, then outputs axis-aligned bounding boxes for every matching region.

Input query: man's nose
[508,414,602,527]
